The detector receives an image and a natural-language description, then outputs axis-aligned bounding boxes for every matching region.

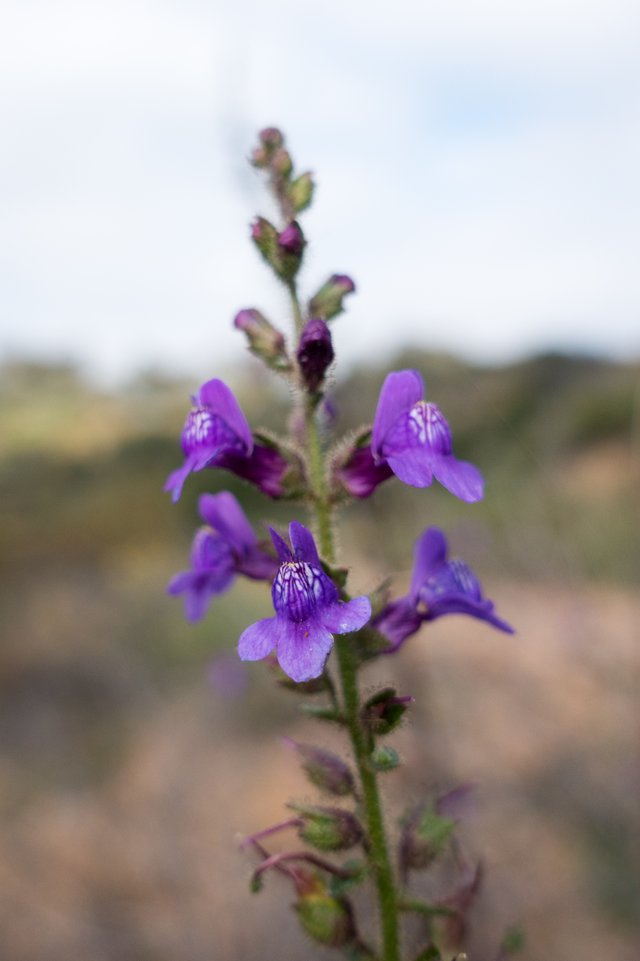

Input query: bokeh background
[1,2,639,960]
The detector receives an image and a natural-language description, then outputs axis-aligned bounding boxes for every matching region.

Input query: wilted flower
[164,378,253,502]
[371,370,483,501]
[238,521,371,682]
[167,492,276,620]
[375,527,514,652]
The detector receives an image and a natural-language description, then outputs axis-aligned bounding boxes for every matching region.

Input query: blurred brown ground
[0,354,638,961]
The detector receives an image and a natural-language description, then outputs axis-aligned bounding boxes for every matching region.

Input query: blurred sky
[1,0,639,384]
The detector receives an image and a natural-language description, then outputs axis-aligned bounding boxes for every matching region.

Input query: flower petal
[199,492,257,553]
[431,456,484,503]
[372,370,423,458]
[386,450,434,487]
[198,378,253,453]
[276,619,334,682]
[410,528,447,601]
[321,596,371,634]
[289,521,321,567]
[269,526,293,562]
[164,461,193,503]
[426,597,514,634]
[238,617,278,661]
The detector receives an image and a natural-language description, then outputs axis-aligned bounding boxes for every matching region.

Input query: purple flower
[371,370,483,502]
[297,318,334,392]
[167,492,277,621]
[238,522,371,682]
[164,378,253,502]
[374,527,514,652]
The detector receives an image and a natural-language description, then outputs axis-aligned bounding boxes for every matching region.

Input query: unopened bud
[278,220,305,256]
[370,745,400,772]
[259,126,284,149]
[288,171,315,213]
[295,890,355,947]
[289,804,363,851]
[308,274,356,321]
[362,687,412,736]
[285,739,355,796]
[272,147,293,178]
[297,318,334,392]
[233,308,289,371]
[399,802,457,875]
[251,216,280,267]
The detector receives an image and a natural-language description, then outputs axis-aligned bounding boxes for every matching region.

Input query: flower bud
[295,890,356,947]
[308,274,355,321]
[278,220,305,256]
[286,739,355,796]
[289,804,364,851]
[288,171,315,213]
[370,745,400,772]
[271,147,293,178]
[233,308,290,372]
[259,126,283,147]
[251,216,281,270]
[361,687,412,736]
[297,318,334,393]
[398,802,457,876]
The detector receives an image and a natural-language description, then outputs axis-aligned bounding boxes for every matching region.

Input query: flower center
[272,561,327,622]
[407,401,452,454]
[421,559,482,605]
[181,407,246,457]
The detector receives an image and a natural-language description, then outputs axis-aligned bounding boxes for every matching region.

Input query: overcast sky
[1,0,639,383]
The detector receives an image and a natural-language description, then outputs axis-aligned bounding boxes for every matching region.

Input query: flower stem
[289,287,401,961]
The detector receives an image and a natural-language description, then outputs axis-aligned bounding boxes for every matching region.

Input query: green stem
[290,283,401,961]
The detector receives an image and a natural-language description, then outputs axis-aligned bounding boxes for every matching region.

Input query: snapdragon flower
[374,527,513,652]
[371,370,483,502]
[238,522,371,682]
[165,377,290,501]
[167,492,276,621]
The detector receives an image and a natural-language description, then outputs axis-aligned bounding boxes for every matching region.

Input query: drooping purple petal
[269,526,293,563]
[238,617,279,661]
[289,521,321,567]
[385,450,434,488]
[198,378,253,452]
[409,528,447,602]
[167,564,235,622]
[275,618,335,683]
[431,456,484,503]
[320,596,371,634]
[371,370,423,459]
[164,458,196,503]
[373,598,423,653]
[424,595,514,633]
[199,492,257,554]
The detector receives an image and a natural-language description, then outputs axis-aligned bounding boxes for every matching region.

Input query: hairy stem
[290,286,401,961]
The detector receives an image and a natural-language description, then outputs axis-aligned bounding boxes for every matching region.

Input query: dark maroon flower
[372,370,483,501]
[297,318,334,392]
[167,492,276,621]
[374,527,514,652]
[238,522,371,682]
